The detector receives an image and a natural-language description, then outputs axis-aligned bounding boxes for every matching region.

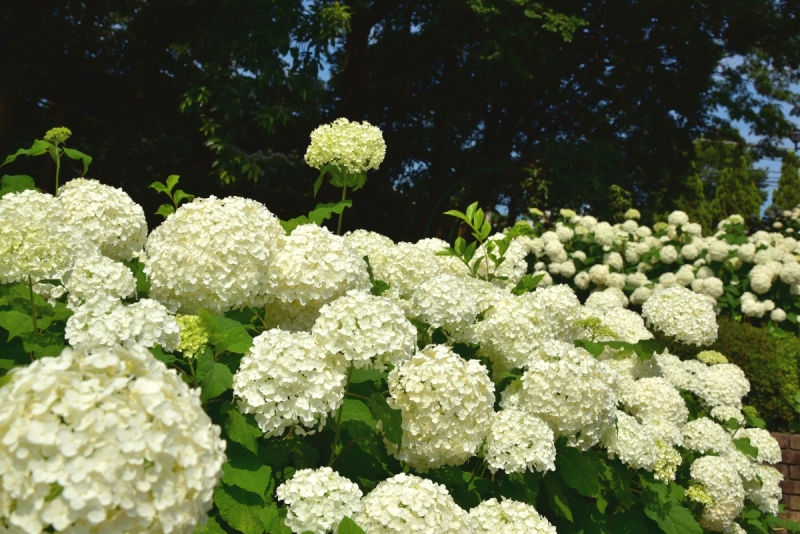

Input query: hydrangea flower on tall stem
[304,118,386,235]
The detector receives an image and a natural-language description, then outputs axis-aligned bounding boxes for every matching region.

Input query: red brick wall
[772,432,800,522]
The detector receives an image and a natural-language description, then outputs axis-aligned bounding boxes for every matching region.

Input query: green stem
[54,147,62,197]
[330,439,360,466]
[188,357,198,387]
[328,364,354,465]
[27,276,39,335]
[336,179,348,236]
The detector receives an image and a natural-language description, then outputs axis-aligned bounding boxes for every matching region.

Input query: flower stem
[336,179,348,236]
[328,363,354,465]
[54,147,62,197]
[26,276,39,335]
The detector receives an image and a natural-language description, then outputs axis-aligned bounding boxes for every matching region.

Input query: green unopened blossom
[653,221,669,232]
[624,208,641,220]
[696,350,728,365]
[573,316,618,342]
[304,118,386,175]
[559,208,577,219]
[529,207,544,218]
[686,484,715,506]
[43,127,72,144]
[176,314,210,357]
[653,440,682,483]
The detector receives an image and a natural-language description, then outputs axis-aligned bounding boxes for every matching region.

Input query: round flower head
[0,189,98,284]
[65,296,180,351]
[410,273,480,334]
[624,208,641,220]
[355,473,473,533]
[144,196,284,314]
[601,411,658,471]
[696,363,750,409]
[63,254,137,309]
[268,224,370,307]
[276,467,363,534]
[519,344,619,449]
[653,440,683,483]
[476,235,528,288]
[485,408,556,474]
[469,498,556,534]
[710,405,745,426]
[681,417,733,454]
[233,329,347,437]
[386,345,495,472]
[690,455,745,531]
[641,286,718,346]
[370,241,442,301]
[696,350,728,365]
[262,298,326,332]
[621,377,689,430]
[176,315,210,358]
[745,464,783,516]
[58,178,147,261]
[312,290,417,370]
[735,428,782,464]
[0,342,226,534]
[343,229,394,262]
[304,118,386,174]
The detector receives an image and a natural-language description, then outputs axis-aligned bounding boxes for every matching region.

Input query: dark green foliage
[772,151,800,212]
[671,172,712,232]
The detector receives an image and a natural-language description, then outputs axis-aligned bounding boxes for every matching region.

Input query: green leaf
[197,515,226,534]
[363,256,390,296]
[464,241,477,263]
[173,189,195,205]
[307,200,352,225]
[733,437,759,460]
[641,479,703,534]
[350,368,387,384]
[20,330,65,358]
[556,446,601,498]
[479,220,492,240]
[0,311,34,341]
[0,175,36,197]
[2,139,51,167]
[340,399,376,428]
[196,347,215,382]
[280,215,311,234]
[165,174,180,192]
[609,504,652,534]
[473,207,485,231]
[543,473,573,522]
[222,456,272,497]
[225,409,262,455]
[149,181,168,193]
[61,147,92,174]
[313,168,327,197]
[573,338,606,358]
[368,393,403,447]
[156,204,175,218]
[260,504,292,534]
[149,346,177,365]
[214,484,265,534]
[337,516,366,534]
[443,209,470,224]
[198,308,253,356]
[123,259,151,296]
[454,236,466,255]
[200,362,233,402]
[465,202,478,221]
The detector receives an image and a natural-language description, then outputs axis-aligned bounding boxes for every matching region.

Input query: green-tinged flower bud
[43,126,72,144]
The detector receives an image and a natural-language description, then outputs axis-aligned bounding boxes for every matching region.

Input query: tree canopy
[1,0,799,238]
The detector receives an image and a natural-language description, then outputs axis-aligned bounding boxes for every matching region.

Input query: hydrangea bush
[0,126,799,534]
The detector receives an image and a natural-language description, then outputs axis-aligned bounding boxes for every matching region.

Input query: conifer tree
[771,151,800,212]
[709,154,765,226]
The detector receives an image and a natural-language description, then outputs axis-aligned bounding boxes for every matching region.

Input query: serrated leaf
[225,409,261,454]
[222,456,272,497]
[556,446,601,497]
[200,362,233,402]
[260,503,292,534]
[214,484,265,534]
[609,504,651,534]
[0,310,34,341]
[368,393,402,447]
[62,147,92,174]
[733,437,759,460]
[337,516,366,534]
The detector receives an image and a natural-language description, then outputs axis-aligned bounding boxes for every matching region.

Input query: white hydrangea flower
[370,241,442,301]
[304,118,386,174]
[659,245,678,264]
[63,254,136,309]
[356,473,473,533]
[745,464,783,516]
[58,178,147,261]
[0,343,226,534]
[681,418,733,455]
[740,292,771,318]
[519,344,618,449]
[668,211,690,225]
[268,224,370,308]
[734,428,782,464]
[602,411,658,470]
[469,498,556,534]
[485,408,556,474]
[0,189,98,284]
[312,290,416,370]
[738,243,756,263]
[690,455,745,531]
[584,289,626,313]
[630,286,653,305]
[233,330,347,437]
[65,296,180,351]
[653,440,683,483]
[696,363,750,409]
[144,196,284,314]
[779,261,800,285]
[522,284,584,342]
[644,352,702,393]
[386,345,495,472]
[599,307,653,343]
[710,406,745,426]
[410,273,480,334]
[276,467,363,534]
[692,276,724,300]
[641,286,717,346]
[622,377,689,430]
[343,229,394,261]
[574,270,591,289]
[749,264,776,294]
[771,308,787,322]
[681,243,701,261]
[476,235,529,287]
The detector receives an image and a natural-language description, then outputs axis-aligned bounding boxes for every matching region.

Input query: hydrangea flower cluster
[175,315,209,358]
[143,196,284,314]
[484,408,556,474]
[469,498,556,534]
[386,345,495,471]
[410,273,480,334]
[304,118,386,174]
[276,467,363,534]
[311,290,417,370]
[58,178,147,261]
[232,329,347,437]
[0,343,226,534]
[62,254,137,309]
[355,474,473,533]
[690,455,745,531]
[641,286,718,346]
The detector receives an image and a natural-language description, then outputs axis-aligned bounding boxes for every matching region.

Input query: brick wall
[772,432,800,522]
